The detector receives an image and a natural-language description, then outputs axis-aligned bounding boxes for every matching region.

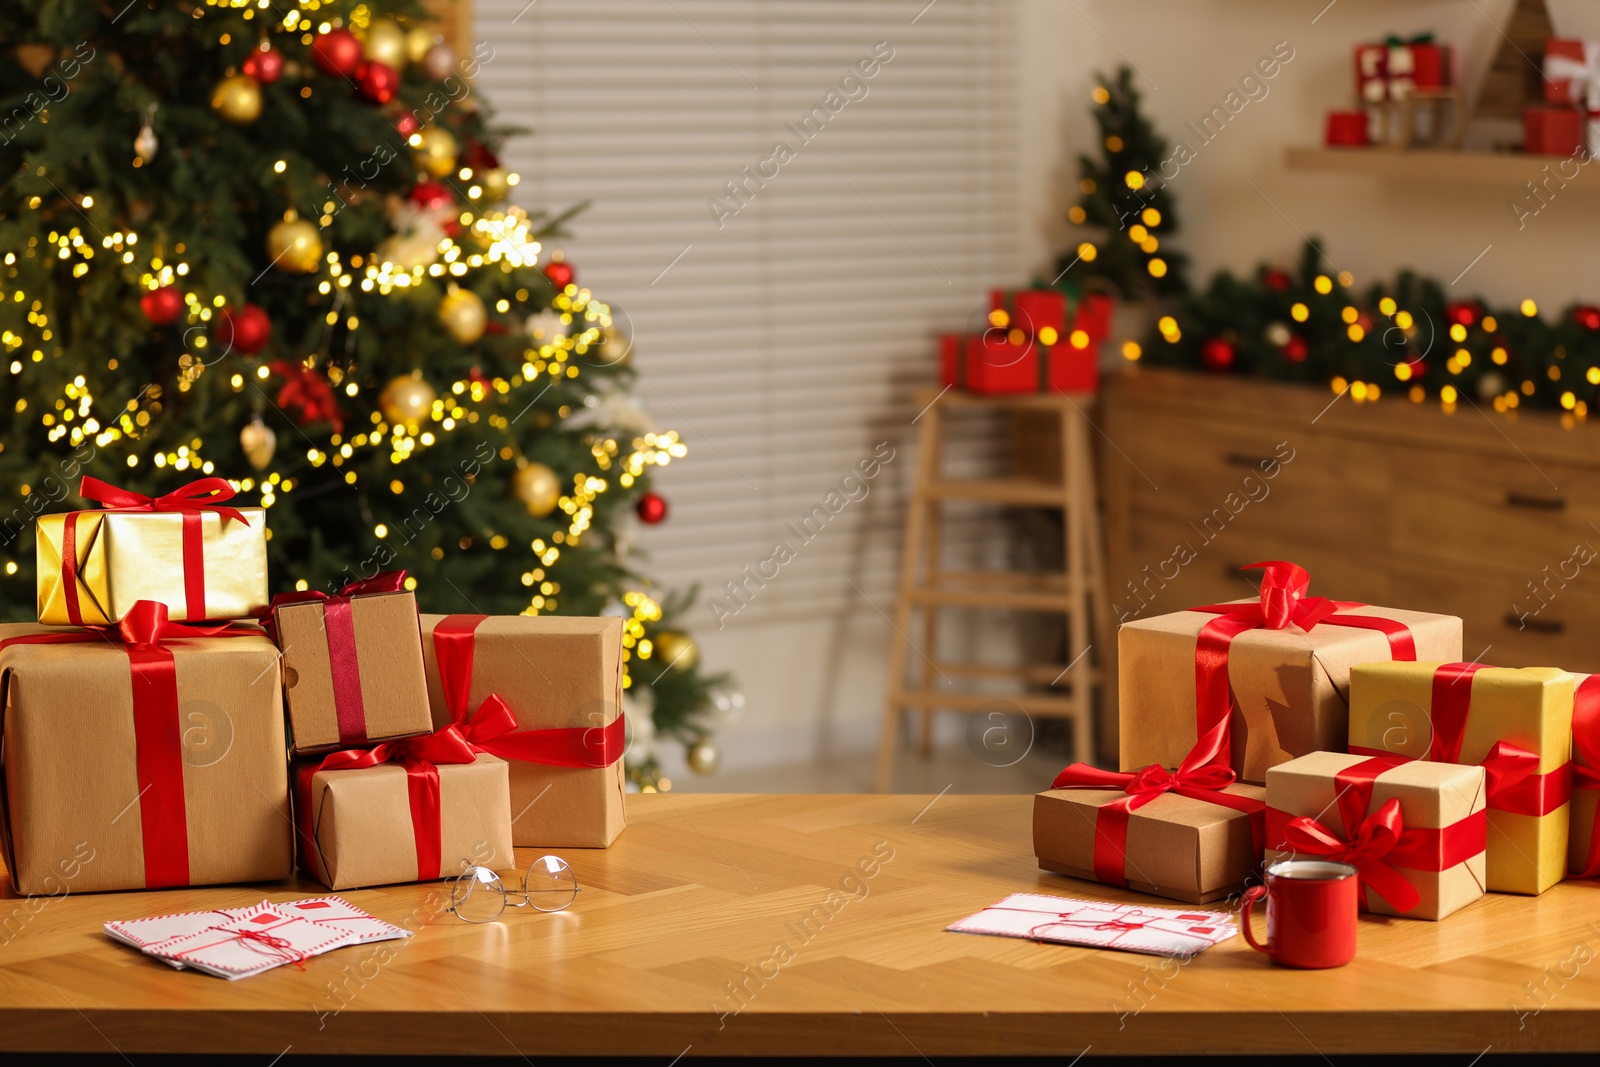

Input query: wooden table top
[2,792,1598,1056]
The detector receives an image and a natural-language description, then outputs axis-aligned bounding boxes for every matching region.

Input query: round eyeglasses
[448,854,579,923]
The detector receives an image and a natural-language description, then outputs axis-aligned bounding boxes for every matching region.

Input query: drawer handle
[1506,612,1566,635]
[1505,491,1566,511]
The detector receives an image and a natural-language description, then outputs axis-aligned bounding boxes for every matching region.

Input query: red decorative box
[1325,110,1369,147]
[1525,106,1585,156]
[1544,39,1591,106]
[992,288,1064,338]
[940,334,1097,395]
[1355,40,1452,102]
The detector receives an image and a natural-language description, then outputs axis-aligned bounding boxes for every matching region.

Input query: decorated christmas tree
[1058,66,1187,299]
[0,0,728,788]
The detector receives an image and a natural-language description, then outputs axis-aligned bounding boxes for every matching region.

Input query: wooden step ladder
[873,387,1111,792]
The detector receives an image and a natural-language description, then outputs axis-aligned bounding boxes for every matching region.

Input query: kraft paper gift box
[1348,662,1573,895]
[37,477,268,626]
[1265,751,1486,921]
[1036,763,1264,904]
[273,583,433,754]
[0,616,292,895]
[1118,561,1462,784]
[421,614,625,848]
[295,752,514,890]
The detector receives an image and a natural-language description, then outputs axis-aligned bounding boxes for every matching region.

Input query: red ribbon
[1186,561,1418,769]
[1050,747,1265,888]
[173,925,309,972]
[0,601,251,889]
[1570,675,1600,877]
[1348,661,1573,818]
[1265,754,1487,914]
[431,614,626,769]
[266,570,409,746]
[59,476,251,625]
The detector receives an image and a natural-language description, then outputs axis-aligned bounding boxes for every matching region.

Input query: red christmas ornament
[269,360,344,433]
[1444,300,1481,328]
[1200,337,1235,371]
[1261,268,1292,292]
[1282,335,1309,363]
[395,113,421,137]
[543,259,575,291]
[241,47,284,84]
[1574,306,1600,331]
[214,304,272,355]
[1403,357,1426,379]
[635,491,668,525]
[139,286,184,326]
[358,60,399,104]
[410,180,452,210]
[312,29,363,77]
[463,139,501,172]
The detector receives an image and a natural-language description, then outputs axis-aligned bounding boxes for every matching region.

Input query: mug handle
[1239,884,1272,956]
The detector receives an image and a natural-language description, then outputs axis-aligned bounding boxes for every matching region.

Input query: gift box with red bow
[0,604,292,895]
[1543,39,1600,154]
[270,572,434,754]
[1348,662,1573,895]
[1118,561,1463,785]
[1265,751,1485,920]
[36,475,268,626]
[1354,36,1452,103]
[1037,749,1265,904]
[939,288,1110,395]
[420,614,626,848]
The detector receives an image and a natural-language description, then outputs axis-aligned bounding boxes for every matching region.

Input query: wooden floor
[2,793,1599,1056]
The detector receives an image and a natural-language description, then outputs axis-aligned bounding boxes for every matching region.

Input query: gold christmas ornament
[481,167,511,201]
[405,27,439,64]
[240,418,276,471]
[652,630,698,672]
[411,126,458,178]
[379,373,437,425]
[438,287,487,344]
[363,18,408,69]
[211,74,262,125]
[686,738,721,776]
[513,462,561,517]
[266,217,324,274]
[134,106,159,162]
[421,41,457,81]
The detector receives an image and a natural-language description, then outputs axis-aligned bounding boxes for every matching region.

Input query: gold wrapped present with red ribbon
[36,476,268,626]
[1265,751,1486,920]
[0,602,292,895]
[420,614,625,848]
[1119,560,1462,783]
[1349,662,1574,895]
[1572,674,1600,877]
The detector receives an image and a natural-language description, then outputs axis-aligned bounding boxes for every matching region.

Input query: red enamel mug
[1240,859,1358,969]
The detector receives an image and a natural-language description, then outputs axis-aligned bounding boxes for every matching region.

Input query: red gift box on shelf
[1324,110,1369,147]
[1355,38,1451,102]
[1525,106,1585,156]
[940,288,1109,395]
[1544,39,1598,106]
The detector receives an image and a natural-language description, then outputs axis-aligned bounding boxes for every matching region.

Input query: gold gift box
[37,508,269,625]
[1348,662,1573,895]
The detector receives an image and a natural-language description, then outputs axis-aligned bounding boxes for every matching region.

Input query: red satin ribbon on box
[1185,561,1418,770]
[1570,675,1600,877]
[1049,747,1265,888]
[1348,661,1573,818]
[430,614,626,769]
[1265,754,1487,914]
[59,476,251,625]
[0,601,253,888]
[265,570,409,747]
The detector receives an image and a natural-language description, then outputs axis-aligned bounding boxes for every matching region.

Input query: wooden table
[2,793,1598,1056]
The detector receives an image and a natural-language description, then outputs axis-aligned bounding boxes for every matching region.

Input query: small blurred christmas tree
[1057,67,1187,299]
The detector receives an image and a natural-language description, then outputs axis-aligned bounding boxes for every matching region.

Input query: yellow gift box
[1348,662,1573,895]
[36,479,268,625]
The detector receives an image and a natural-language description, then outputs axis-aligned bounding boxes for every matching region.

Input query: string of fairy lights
[1,0,694,692]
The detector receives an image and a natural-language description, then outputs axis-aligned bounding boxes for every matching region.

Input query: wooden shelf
[1284,145,1583,187]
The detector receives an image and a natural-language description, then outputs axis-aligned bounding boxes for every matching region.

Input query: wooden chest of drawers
[1096,368,1600,758]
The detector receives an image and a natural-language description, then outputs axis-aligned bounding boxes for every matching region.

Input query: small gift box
[421,614,626,848]
[270,573,434,754]
[1324,109,1369,147]
[1118,561,1462,784]
[1349,662,1573,895]
[1525,106,1586,156]
[1355,37,1451,102]
[1037,759,1264,904]
[1544,39,1597,105]
[0,605,292,895]
[940,333,1037,395]
[1265,751,1486,920]
[36,476,268,626]
[1572,674,1600,877]
[295,745,514,891]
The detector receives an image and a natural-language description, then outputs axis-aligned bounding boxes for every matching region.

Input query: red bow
[1273,798,1420,913]
[79,475,250,526]
[1573,676,1600,877]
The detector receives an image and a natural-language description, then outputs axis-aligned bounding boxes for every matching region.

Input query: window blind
[472,0,1022,624]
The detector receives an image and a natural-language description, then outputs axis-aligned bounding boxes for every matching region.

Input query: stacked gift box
[939,287,1111,396]
[1036,558,1599,922]
[0,475,626,897]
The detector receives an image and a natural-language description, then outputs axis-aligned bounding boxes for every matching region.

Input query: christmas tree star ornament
[267,217,324,274]
[211,74,262,124]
